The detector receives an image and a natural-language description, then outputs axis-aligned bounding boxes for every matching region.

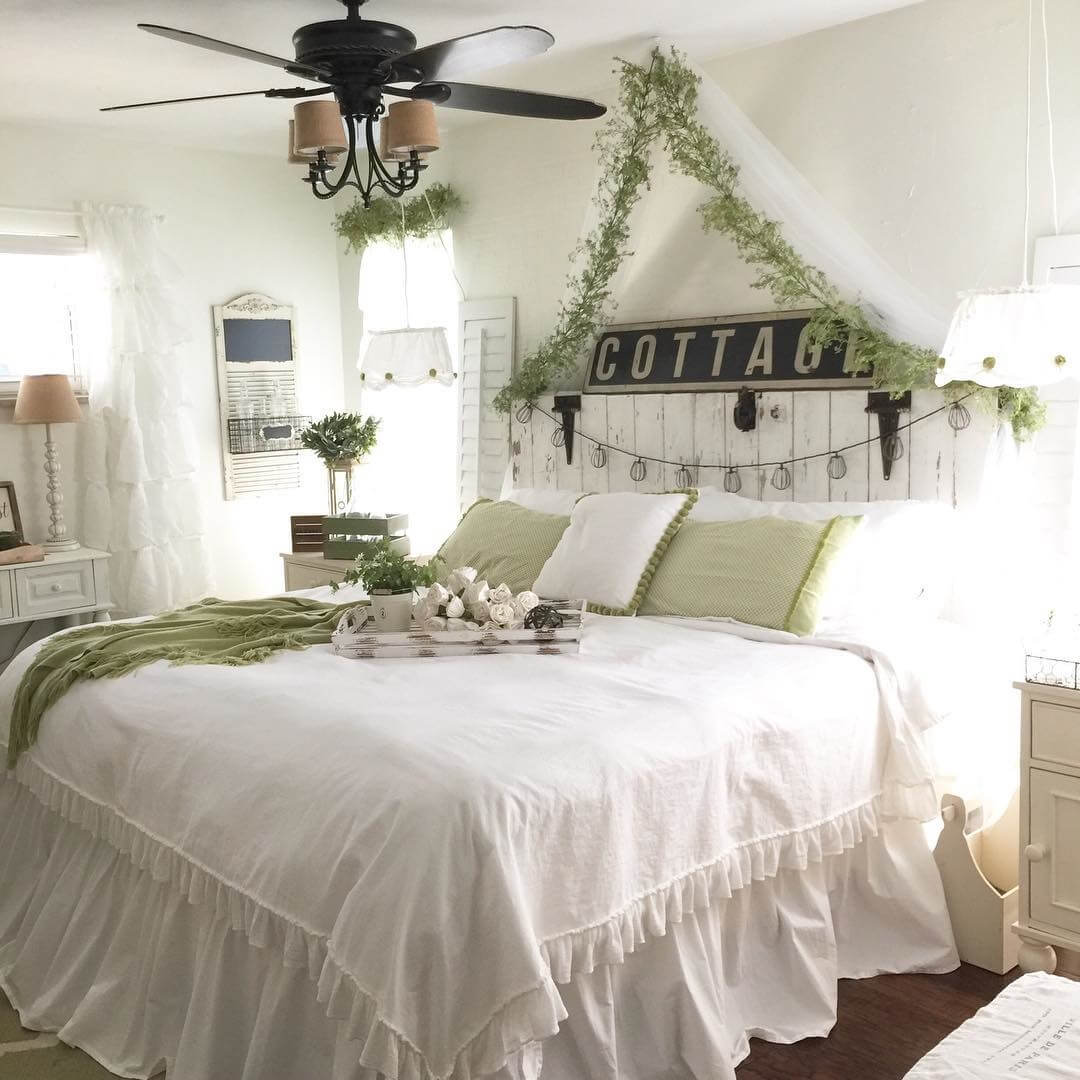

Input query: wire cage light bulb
[723,467,742,494]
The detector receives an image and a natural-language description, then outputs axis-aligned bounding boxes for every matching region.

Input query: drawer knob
[50,583,63,593]
[1025,843,1049,862]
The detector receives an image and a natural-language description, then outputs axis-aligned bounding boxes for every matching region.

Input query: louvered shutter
[457,298,514,512]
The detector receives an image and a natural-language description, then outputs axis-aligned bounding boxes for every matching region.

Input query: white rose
[470,598,491,624]
[427,582,450,606]
[515,591,539,613]
[489,601,515,627]
[446,595,465,619]
[464,621,480,631]
[446,567,477,593]
[446,617,469,631]
[412,596,436,622]
[464,580,490,607]
[489,583,513,605]
[424,616,447,631]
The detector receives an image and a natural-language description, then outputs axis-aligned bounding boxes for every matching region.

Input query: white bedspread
[0,597,976,1080]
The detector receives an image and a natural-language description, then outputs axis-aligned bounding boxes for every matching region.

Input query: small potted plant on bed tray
[300,411,380,515]
[336,536,436,632]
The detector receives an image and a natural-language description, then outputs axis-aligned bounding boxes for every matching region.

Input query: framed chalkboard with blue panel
[213,293,303,500]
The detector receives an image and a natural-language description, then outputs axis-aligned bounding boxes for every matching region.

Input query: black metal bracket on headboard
[865,391,911,481]
[733,388,757,433]
[552,393,582,464]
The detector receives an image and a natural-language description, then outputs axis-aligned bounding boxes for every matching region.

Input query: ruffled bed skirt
[0,770,957,1080]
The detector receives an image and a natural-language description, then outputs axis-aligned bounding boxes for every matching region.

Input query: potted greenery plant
[336,537,436,632]
[300,412,380,514]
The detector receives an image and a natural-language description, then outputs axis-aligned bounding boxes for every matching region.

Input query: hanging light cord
[400,199,410,326]
[524,393,976,472]
[1023,0,1060,283]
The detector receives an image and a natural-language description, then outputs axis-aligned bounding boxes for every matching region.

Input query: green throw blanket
[6,595,355,767]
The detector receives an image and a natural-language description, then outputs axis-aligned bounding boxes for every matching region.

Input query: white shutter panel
[457,298,514,512]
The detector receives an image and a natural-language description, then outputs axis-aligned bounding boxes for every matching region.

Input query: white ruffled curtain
[78,204,211,616]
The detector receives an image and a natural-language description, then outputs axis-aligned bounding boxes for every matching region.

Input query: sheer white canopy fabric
[580,45,951,357]
[77,204,211,615]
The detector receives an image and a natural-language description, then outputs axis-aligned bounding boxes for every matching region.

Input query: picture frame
[0,480,23,541]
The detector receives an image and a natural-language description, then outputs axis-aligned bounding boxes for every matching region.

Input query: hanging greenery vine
[494,48,1044,439]
[334,182,463,253]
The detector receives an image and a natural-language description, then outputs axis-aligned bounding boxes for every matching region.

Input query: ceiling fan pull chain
[401,200,411,327]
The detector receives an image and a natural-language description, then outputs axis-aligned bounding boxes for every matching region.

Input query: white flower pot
[370,590,413,633]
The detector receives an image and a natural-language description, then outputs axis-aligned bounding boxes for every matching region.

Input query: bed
[0,547,1006,1080]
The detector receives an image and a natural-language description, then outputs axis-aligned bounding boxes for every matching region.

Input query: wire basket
[227,415,310,455]
[1024,653,1080,690]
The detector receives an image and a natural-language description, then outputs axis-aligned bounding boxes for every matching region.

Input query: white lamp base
[42,538,81,553]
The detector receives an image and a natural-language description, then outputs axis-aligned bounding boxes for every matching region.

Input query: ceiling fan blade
[138,24,333,82]
[100,86,332,112]
[407,82,606,121]
[391,26,554,83]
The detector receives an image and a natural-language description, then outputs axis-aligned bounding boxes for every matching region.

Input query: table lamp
[14,374,83,552]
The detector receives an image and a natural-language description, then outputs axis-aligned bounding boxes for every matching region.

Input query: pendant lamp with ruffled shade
[936,0,1080,390]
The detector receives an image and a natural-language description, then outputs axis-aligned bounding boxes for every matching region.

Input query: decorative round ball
[428,368,437,377]
[590,445,607,469]
[385,372,394,380]
[630,458,647,482]
[982,356,996,370]
[937,357,947,369]
[524,604,564,630]
[723,467,742,494]
[1055,354,1067,367]
[826,453,847,480]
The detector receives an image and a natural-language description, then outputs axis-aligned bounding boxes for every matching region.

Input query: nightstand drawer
[284,563,346,591]
[1031,700,1080,769]
[14,560,96,617]
[0,570,11,620]
[1028,768,1080,936]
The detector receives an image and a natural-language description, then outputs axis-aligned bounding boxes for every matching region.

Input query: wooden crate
[322,514,410,560]
[290,515,325,553]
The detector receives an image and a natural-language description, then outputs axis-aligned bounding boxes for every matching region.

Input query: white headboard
[511,389,994,508]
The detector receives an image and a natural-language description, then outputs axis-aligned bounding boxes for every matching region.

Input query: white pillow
[502,487,586,515]
[693,488,958,620]
[534,491,697,614]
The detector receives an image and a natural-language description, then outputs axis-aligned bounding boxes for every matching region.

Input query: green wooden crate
[322,514,410,560]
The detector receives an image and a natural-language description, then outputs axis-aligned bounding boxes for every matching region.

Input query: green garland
[494,49,1044,439]
[334,182,463,253]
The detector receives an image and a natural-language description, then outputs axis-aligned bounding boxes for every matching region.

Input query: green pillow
[435,499,570,594]
[639,515,862,636]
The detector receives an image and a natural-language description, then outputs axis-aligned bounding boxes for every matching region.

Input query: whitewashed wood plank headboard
[511,389,994,507]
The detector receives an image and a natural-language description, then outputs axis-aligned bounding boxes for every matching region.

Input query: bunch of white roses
[412,566,540,631]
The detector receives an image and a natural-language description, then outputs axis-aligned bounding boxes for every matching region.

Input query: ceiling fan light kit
[105,0,606,207]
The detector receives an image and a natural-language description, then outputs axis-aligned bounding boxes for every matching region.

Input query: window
[0,247,96,398]
[355,233,460,554]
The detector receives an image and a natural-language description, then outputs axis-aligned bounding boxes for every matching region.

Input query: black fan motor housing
[292,19,416,80]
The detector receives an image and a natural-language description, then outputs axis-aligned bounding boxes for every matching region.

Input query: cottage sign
[583,310,872,394]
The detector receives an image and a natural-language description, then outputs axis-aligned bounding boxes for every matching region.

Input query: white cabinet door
[1029,767,1080,935]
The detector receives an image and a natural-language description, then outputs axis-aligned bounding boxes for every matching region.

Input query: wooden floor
[736,964,1020,1079]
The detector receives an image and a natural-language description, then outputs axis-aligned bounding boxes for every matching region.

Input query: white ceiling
[1,0,925,155]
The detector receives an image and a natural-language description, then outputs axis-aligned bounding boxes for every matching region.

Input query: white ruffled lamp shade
[359,327,455,389]
[936,284,1080,388]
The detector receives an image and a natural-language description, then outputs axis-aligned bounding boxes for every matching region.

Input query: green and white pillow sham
[533,490,698,615]
[639,514,863,635]
[435,499,570,595]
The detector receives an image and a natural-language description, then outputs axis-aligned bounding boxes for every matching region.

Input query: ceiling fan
[102,0,607,203]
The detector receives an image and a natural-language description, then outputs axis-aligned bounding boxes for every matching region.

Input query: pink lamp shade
[13,374,82,424]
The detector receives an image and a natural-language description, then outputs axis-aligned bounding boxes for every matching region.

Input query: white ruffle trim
[10,756,888,1080]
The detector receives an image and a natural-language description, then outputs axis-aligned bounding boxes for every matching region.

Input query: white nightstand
[1014,680,1080,974]
[0,548,112,674]
[281,551,353,591]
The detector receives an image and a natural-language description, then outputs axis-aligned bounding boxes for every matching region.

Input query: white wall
[441,0,1080,603]
[0,121,345,601]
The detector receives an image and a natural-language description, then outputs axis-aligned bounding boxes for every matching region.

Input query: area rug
[0,989,126,1078]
